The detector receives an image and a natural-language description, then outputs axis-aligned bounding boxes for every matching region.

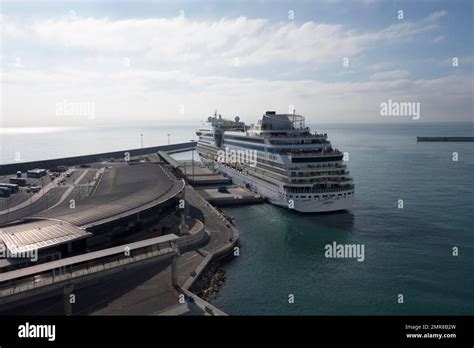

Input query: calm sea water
[211,122,474,315]
[1,122,473,314]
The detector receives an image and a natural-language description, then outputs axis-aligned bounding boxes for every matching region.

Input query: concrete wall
[183,206,240,291]
[176,220,209,254]
[0,142,197,176]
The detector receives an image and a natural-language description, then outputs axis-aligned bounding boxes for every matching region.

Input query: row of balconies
[288,177,353,184]
[285,184,354,194]
[289,170,349,177]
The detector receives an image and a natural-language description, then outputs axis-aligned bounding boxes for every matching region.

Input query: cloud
[0,10,470,126]
[0,14,28,38]
[2,66,472,126]
[425,10,448,22]
[370,61,398,71]
[370,69,410,80]
[17,12,447,68]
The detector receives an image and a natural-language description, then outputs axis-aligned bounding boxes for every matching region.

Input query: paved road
[0,169,97,225]
[36,162,177,227]
[0,187,68,225]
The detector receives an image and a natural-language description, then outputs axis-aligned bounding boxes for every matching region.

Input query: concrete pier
[157,152,231,186]
[0,142,196,176]
[179,163,231,186]
[197,187,264,206]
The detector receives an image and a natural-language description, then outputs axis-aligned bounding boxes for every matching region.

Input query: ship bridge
[258,111,306,131]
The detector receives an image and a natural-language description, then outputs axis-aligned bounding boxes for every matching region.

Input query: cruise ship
[196,111,354,213]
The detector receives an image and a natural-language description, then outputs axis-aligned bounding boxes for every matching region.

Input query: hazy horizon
[1,119,473,131]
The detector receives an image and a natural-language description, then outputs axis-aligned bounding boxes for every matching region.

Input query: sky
[0,0,473,127]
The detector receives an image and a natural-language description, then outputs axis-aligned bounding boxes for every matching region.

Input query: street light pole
[141,134,144,149]
[190,139,195,182]
[167,133,170,145]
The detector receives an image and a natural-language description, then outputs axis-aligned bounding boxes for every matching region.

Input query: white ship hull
[205,159,353,213]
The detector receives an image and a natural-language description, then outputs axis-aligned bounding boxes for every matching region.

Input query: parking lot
[0,166,99,222]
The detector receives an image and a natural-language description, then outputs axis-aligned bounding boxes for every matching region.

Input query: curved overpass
[33,163,184,229]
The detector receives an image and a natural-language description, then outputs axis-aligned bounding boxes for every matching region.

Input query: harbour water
[212,122,474,315]
[1,122,473,314]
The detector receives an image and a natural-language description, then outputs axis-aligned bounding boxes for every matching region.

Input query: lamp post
[167,133,170,145]
[140,134,144,149]
[6,197,10,220]
[190,140,195,182]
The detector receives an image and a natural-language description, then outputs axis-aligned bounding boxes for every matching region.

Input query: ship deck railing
[287,163,347,170]
[285,185,354,194]
[279,150,342,157]
[289,171,350,177]
[289,178,353,184]
[260,128,325,135]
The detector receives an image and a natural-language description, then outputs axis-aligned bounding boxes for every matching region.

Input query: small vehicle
[9,177,27,186]
[0,187,12,197]
[54,165,68,172]
[0,183,19,193]
[27,186,41,193]
[218,186,229,193]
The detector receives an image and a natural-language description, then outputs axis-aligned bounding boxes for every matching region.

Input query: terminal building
[0,161,184,274]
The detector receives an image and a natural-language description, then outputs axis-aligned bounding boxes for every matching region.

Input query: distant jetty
[417,137,474,142]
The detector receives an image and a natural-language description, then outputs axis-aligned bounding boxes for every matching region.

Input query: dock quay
[158,152,230,186]
[196,186,264,206]
[158,151,264,206]
[417,136,474,142]
[0,144,239,316]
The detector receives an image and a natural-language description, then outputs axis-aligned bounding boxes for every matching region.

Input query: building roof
[0,233,178,283]
[0,219,91,254]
